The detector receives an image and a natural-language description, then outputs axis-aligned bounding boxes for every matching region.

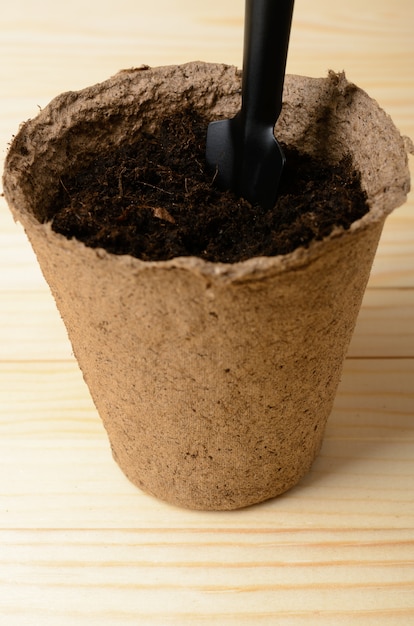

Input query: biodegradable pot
[3,62,411,510]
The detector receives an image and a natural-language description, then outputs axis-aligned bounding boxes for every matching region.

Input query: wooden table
[1,1,413,623]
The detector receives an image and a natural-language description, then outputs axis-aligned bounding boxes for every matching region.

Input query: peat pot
[3,62,411,510]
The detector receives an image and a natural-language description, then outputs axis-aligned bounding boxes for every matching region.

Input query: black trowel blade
[206,116,285,210]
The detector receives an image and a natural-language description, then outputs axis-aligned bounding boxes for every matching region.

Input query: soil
[50,107,369,263]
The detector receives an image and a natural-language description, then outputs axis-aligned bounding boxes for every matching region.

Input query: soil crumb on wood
[50,108,369,263]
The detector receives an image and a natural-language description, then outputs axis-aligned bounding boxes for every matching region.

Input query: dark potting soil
[50,108,369,263]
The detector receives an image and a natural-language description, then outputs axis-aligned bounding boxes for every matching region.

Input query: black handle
[240,0,295,130]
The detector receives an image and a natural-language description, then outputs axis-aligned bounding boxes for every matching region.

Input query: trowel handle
[241,0,294,129]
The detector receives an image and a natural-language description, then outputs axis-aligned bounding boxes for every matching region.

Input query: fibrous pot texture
[3,62,411,510]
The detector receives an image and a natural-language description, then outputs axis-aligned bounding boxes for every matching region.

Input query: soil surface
[50,108,369,263]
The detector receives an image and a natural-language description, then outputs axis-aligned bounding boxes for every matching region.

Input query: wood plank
[2,193,413,296]
[0,362,97,438]
[1,358,413,439]
[368,207,414,288]
[1,287,413,361]
[0,291,72,361]
[348,288,414,358]
[0,528,413,625]
[1,3,413,126]
[1,1,413,623]
[0,203,47,292]
[1,360,412,531]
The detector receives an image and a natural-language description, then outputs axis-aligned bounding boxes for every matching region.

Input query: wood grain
[1,0,413,623]
[0,529,413,625]
[1,359,412,532]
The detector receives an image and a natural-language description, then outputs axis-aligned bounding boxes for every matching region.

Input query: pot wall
[3,62,410,509]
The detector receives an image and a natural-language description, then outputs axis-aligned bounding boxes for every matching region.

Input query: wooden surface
[1,1,413,623]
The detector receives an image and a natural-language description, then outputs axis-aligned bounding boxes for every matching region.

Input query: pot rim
[3,61,411,282]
